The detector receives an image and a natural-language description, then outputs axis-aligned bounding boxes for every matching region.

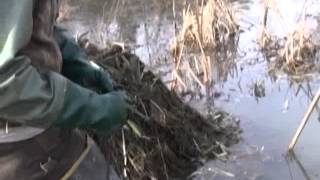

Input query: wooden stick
[288,88,320,151]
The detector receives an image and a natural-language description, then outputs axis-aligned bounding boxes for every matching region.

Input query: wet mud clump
[88,45,241,180]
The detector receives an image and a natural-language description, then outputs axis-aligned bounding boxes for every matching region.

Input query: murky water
[60,0,320,179]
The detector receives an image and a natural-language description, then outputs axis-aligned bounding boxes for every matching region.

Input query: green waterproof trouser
[0,128,119,180]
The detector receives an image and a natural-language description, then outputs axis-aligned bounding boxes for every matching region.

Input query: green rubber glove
[56,27,113,93]
[54,80,128,135]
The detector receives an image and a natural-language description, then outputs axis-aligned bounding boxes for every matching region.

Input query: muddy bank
[85,45,241,179]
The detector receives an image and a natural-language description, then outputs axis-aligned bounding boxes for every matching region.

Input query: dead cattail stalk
[259,0,318,75]
[288,88,320,151]
[258,2,270,49]
[169,0,239,93]
[187,63,206,91]
[171,0,238,51]
[280,13,317,74]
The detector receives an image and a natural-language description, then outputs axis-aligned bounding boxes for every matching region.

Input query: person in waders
[0,0,128,179]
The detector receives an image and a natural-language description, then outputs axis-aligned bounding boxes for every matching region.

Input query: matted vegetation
[86,45,241,180]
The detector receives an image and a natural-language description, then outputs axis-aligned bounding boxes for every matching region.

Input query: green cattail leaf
[127,120,142,137]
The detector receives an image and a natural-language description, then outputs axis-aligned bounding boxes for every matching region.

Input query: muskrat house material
[85,45,241,180]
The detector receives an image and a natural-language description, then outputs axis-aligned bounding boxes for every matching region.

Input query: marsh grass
[171,0,239,93]
[173,0,238,49]
[279,18,318,74]
[259,0,319,75]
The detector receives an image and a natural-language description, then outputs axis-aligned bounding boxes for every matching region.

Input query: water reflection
[60,0,180,65]
[287,151,312,180]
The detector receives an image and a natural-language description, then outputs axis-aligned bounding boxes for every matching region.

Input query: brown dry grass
[279,18,318,73]
[173,0,238,50]
[259,0,319,75]
[170,0,239,93]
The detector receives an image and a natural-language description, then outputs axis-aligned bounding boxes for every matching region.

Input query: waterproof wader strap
[60,135,92,180]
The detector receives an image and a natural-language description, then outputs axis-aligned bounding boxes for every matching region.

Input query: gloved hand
[54,80,128,135]
[55,27,113,93]
[53,28,128,134]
